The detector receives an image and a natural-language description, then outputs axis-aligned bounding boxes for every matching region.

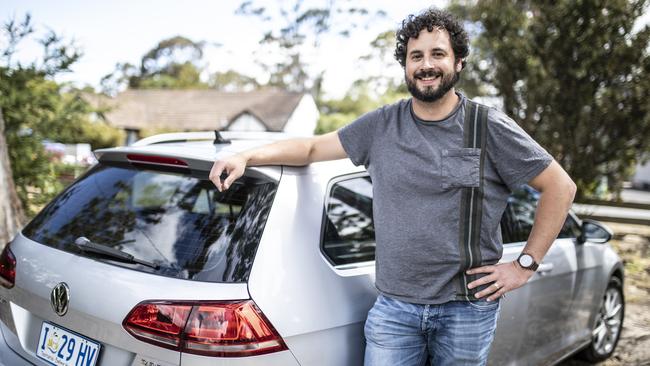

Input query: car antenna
[213,130,231,145]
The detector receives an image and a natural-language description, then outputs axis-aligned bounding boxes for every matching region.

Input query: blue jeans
[364,294,500,366]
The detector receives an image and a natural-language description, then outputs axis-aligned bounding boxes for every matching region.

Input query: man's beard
[405,68,459,103]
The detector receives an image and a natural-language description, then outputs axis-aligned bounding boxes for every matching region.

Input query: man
[210,7,576,366]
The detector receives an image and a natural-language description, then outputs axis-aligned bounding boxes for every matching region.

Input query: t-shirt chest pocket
[441,148,481,189]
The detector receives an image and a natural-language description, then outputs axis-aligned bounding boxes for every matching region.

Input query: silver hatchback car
[0,131,624,366]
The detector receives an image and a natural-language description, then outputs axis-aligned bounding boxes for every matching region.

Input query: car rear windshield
[22,162,278,283]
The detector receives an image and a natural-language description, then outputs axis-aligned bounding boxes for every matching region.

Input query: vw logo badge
[51,283,70,316]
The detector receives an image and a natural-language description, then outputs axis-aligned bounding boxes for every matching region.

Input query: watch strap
[517,253,539,271]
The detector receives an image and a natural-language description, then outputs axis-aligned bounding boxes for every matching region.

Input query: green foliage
[209,69,260,91]
[101,36,209,93]
[316,113,357,135]
[140,35,204,71]
[136,62,207,89]
[1,15,123,216]
[80,118,125,149]
[450,0,650,198]
[1,67,70,213]
[102,36,265,93]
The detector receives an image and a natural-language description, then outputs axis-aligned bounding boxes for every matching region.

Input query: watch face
[519,254,534,267]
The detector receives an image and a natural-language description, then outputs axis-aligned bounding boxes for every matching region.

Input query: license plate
[36,322,101,366]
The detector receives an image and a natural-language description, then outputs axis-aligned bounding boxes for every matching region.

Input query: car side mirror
[578,219,613,244]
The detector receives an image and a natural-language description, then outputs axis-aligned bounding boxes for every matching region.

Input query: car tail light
[123,300,287,357]
[126,154,188,167]
[123,303,191,348]
[0,243,16,289]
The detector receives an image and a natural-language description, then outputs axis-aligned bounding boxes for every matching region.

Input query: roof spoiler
[93,149,280,181]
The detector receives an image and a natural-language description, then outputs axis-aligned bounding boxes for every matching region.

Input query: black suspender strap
[457,100,489,301]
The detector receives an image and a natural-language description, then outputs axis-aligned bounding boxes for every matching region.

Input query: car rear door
[248,169,377,366]
[486,239,532,366]
[488,187,578,365]
[559,213,606,348]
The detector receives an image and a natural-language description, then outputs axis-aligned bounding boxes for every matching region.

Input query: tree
[450,0,650,198]
[0,108,24,243]
[208,69,260,91]
[101,36,209,93]
[102,37,262,93]
[235,0,386,97]
[1,15,123,216]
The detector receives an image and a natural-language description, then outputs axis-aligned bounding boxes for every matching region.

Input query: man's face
[405,28,462,103]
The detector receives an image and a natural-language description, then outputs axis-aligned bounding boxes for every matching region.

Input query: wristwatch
[516,253,539,271]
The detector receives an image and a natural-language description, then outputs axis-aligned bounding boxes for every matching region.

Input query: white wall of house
[125,129,140,146]
[227,113,267,132]
[283,94,319,136]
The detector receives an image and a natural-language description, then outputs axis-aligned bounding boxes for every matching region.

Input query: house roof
[84,89,305,131]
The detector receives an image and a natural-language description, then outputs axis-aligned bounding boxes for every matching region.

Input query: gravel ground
[559,222,650,366]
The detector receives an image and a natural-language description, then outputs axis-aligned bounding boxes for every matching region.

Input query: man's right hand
[209,153,248,192]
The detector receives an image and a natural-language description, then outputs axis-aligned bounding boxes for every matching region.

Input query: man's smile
[415,70,442,86]
[417,76,440,85]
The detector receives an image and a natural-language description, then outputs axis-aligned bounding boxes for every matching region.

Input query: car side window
[558,214,581,239]
[501,186,539,244]
[321,175,375,266]
[501,186,580,243]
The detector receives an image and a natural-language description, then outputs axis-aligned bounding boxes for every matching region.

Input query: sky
[1,0,449,98]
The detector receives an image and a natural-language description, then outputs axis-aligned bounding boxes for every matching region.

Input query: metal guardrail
[574,199,650,226]
[577,214,650,227]
[577,198,650,211]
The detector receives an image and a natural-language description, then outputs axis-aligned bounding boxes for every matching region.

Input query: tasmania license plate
[36,322,101,366]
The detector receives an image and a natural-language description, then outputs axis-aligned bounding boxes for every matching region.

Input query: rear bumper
[180,351,301,366]
[0,324,34,366]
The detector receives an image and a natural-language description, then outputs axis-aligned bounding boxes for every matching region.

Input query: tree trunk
[0,108,24,245]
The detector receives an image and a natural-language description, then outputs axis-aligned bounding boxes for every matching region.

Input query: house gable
[226,111,267,132]
[283,94,319,136]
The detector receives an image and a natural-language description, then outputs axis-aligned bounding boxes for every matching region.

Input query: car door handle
[537,262,554,274]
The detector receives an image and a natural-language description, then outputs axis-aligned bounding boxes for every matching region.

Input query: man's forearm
[210,131,347,192]
[523,182,577,262]
[237,131,348,167]
[240,138,315,167]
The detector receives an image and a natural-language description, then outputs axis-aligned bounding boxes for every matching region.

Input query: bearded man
[210,7,576,366]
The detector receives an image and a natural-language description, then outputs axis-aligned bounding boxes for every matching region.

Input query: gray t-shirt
[337,93,553,304]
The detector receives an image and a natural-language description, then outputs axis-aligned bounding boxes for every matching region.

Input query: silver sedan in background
[0,132,624,366]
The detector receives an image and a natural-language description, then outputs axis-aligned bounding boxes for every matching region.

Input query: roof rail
[132,130,298,147]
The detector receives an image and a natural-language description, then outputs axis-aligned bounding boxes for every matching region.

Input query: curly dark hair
[394,8,469,70]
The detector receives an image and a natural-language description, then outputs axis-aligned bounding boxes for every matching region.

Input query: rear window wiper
[74,236,160,269]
